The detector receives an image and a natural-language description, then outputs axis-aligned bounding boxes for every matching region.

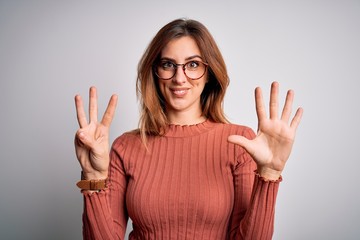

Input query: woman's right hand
[74,87,118,180]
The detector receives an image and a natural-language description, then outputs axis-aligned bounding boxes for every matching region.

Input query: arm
[229,128,281,240]
[228,82,303,239]
[82,142,128,239]
[74,87,128,239]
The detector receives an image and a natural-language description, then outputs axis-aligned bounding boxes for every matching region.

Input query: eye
[160,61,176,70]
[186,61,200,70]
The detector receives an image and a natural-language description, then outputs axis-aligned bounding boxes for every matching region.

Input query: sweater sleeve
[82,140,129,240]
[229,128,281,240]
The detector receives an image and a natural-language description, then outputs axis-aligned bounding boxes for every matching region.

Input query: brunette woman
[74,18,303,240]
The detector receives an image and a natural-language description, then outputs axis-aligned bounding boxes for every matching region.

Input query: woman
[74,19,303,239]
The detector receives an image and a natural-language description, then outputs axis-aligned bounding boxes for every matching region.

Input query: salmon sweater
[82,120,281,240]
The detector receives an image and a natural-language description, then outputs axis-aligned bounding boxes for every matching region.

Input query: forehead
[161,36,202,60]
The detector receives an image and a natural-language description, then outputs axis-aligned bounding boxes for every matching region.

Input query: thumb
[228,135,255,155]
[76,130,93,149]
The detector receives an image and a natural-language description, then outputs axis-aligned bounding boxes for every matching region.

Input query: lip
[169,87,189,97]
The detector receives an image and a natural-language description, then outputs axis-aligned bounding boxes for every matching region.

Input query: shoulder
[111,129,142,150]
[211,121,256,140]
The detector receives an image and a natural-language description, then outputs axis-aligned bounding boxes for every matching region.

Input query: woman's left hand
[228,82,303,180]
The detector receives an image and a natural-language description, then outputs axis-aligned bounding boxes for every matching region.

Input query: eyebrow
[160,55,204,62]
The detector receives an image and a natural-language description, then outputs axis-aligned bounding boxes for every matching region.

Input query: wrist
[256,167,282,181]
[81,171,108,180]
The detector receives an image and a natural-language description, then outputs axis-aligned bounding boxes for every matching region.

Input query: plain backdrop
[1,0,359,239]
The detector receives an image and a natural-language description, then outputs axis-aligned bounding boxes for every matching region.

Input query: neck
[167,109,206,126]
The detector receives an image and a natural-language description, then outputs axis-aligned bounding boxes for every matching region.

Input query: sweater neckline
[163,119,217,137]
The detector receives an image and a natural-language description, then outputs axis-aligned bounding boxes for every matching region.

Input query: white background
[0,0,359,239]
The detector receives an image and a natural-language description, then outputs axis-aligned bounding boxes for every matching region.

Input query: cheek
[193,81,206,91]
[190,79,202,88]
[158,81,168,96]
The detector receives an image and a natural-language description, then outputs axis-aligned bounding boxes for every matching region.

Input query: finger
[101,94,118,127]
[228,135,255,156]
[75,95,88,128]
[89,86,98,123]
[280,89,294,122]
[76,130,94,149]
[290,107,304,130]
[269,81,279,119]
[255,87,267,122]
[74,133,84,148]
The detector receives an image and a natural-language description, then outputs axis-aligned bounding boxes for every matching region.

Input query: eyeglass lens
[156,60,207,80]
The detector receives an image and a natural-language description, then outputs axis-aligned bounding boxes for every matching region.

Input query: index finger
[101,94,118,127]
[255,86,267,121]
[75,95,88,128]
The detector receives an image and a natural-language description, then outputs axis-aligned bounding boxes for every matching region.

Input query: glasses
[154,60,208,80]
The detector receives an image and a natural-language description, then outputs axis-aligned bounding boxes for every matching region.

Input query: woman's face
[157,36,207,120]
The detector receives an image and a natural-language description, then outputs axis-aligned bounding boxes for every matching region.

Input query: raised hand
[228,82,303,180]
[74,87,118,180]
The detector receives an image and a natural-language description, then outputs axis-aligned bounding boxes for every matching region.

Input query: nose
[172,65,187,84]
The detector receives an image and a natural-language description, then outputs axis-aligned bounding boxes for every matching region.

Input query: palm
[250,118,296,170]
[74,87,118,180]
[228,82,303,179]
[75,122,109,172]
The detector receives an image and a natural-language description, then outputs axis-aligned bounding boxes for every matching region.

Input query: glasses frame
[154,60,209,80]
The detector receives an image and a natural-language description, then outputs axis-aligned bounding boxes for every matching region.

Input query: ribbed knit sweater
[82,120,281,240]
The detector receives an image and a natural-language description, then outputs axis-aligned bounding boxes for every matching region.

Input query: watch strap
[76,179,106,190]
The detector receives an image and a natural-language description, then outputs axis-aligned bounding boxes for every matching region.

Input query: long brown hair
[137,18,229,143]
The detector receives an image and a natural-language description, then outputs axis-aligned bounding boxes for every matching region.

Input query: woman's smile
[169,87,189,97]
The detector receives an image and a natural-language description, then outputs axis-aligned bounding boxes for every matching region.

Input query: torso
[113,120,253,239]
